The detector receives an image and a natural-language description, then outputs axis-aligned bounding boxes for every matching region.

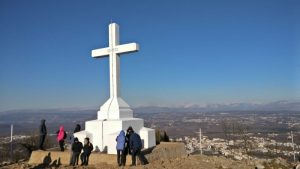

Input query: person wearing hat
[129,127,144,166]
[69,124,82,165]
[70,137,83,166]
[123,126,133,165]
[116,130,126,166]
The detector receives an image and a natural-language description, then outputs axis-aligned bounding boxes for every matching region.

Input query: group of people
[70,136,94,166]
[39,119,145,166]
[38,119,72,152]
[38,120,94,166]
[116,126,145,166]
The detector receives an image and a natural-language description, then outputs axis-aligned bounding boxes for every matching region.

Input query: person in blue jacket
[116,130,126,166]
[129,129,143,166]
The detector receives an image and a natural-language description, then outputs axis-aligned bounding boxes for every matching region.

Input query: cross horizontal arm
[91,47,110,58]
[115,43,139,54]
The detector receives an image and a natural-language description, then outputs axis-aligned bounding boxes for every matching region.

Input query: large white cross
[74,23,155,155]
[91,23,139,99]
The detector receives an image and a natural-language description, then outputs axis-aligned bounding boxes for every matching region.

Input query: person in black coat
[74,124,81,133]
[125,126,133,154]
[39,119,47,150]
[69,124,82,165]
[80,137,93,166]
[129,130,143,166]
[123,126,133,165]
[70,137,83,166]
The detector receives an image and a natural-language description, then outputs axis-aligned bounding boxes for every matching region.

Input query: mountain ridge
[1,100,299,114]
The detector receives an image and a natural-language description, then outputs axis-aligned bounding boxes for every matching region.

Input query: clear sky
[0,0,299,111]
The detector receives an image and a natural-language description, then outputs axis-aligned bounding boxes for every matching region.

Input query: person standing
[70,137,83,166]
[124,126,133,163]
[116,130,126,166]
[80,137,93,166]
[69,124,81,165]
[70,124,81,144]
[129,129,143,166]
[74,124,81,133]
[39,119,47,150]
[56,125,67,151]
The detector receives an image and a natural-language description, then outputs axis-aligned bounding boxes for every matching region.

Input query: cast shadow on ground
[32,152,61,169]
[139,147,156,165]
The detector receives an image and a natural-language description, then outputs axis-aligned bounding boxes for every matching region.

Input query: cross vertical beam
[91,23,139,119]
[109,23,120,98]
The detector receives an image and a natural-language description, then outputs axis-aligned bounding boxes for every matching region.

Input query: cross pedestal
[75,118,154,154]
[97,97,133,120]
[74,23,155,154]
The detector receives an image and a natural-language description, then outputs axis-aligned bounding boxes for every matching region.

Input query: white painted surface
[74,118,156,154]
[140,127,156,149]
[74,23,155,154]
[97,97,133,120]
[91,23,138,109]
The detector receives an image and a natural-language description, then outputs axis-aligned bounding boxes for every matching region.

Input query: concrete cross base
[74,118,156,154]
[97,97,133,120]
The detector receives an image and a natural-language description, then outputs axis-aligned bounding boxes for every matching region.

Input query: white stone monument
[74,23,156,154]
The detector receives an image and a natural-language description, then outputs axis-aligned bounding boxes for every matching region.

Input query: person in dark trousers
[70,137,83,166]
[56,125,67,151]
[129,129,144,166]
[123,126,133,165]
[39,119,47,150]
[69,124,81,165]
[116,130,126,166]
[80,137,93,166]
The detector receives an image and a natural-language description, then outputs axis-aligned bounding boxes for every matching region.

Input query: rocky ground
[2,155,296,169]
[0,142,296,169]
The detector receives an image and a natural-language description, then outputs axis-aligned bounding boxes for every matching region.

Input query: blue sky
[0,0,299,111]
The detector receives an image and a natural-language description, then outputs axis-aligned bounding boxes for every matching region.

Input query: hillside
[1,155,294,169]
[0,142,294,169]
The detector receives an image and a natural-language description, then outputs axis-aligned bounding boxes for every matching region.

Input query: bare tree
[18,132,51,154]
[235,122,250,154]
[221,119,231,141]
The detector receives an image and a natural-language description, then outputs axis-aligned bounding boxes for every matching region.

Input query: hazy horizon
[1,99,299,113]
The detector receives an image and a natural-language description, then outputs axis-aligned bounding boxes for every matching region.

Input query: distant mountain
[0,108,97,115]
[1,100,299,115]
[134,100,300,113]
